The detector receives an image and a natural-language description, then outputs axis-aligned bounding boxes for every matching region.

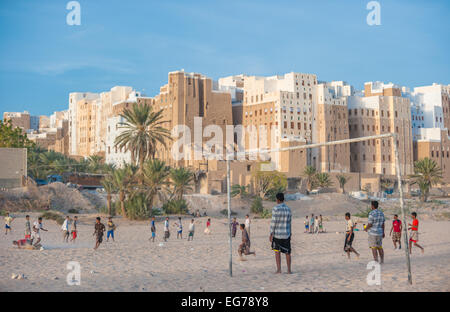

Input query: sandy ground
[1,211,449,292]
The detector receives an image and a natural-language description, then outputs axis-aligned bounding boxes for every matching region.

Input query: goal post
[225,132,412,285]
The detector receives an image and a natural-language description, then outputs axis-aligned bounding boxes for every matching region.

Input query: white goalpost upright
[225,132,413,285]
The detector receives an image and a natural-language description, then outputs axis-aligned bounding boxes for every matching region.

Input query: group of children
[151,216,206,243]
[8,214,48,249]
[304,214,324,234]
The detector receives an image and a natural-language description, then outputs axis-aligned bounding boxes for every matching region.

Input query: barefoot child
[25,215,31,239]
[93,217,105,250]
[188,219,195,241]
[31,217,48,247]
[70,216,78,243]
[390,214,402,249]
[204,218,211,235]
[304,216,309,233]
[231,217,239,238]
[344,212,360,259]
[150,217,156,242]
[238,224,255,260]
[175,217,183,239]
[408,212,424,254]
[61,216,70,243]
[106,217,116,242]
[4,213,14,235]
[164,217,170,242]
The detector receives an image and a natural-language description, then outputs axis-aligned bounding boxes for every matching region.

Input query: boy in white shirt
[61,216,71,243]
[344,212,359,259]
[188,219,195,241]
[245,215,251,237]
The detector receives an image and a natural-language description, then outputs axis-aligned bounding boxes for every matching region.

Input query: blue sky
[0,0,449,116]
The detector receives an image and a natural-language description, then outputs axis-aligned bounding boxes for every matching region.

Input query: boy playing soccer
[408,212,424,254]
[344,212,360,259]
[175,217,183,239]
[304,216,309,233]
[4,213,14,235]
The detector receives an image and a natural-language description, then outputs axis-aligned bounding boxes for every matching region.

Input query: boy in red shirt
[408,212,424,254]
[389,214,402,249]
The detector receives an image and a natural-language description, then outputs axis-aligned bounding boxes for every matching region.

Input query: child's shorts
[151,232,155,237]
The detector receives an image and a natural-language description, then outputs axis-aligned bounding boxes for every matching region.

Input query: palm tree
[141,159,171,210]
[101,176,116,216]
[409,158,443,202]
[316,172,333,190]
[87,155,104,173]
[114,103,171,182]
[170,167,194,200]
[336,174,350,194]
[111,165,135,218]
[303,166,317,192]
[231,184,248,198]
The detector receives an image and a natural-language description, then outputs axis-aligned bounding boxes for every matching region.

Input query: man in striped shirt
[270,193,292,274]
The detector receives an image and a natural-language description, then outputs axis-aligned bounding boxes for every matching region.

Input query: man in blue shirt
[364,201,385,263]
[270,193,292,274]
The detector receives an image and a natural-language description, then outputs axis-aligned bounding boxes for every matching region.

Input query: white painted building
[105,115,132,167]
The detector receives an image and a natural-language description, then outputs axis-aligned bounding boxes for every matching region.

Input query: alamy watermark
[66,261,81,286]
[366,261,381,286]
[366,1,381,26]
[66,1,81,26]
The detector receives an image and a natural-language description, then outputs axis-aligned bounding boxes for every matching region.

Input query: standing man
[31,217,48,247]
[4,212,14,235]
[93,217,105,250]
[61,216,71,243]
[245,215,251,237]
[364,201,385,264]
[408,212,424,254]
[389,214,402,250]
[270,193,292,274]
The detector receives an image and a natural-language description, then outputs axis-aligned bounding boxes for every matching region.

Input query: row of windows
[348,108,403,118]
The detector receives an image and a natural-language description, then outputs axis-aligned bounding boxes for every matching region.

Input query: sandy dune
[1,213,449,292]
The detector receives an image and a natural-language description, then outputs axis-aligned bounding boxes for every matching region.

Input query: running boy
[238,223,255,260]
[93,217,105,250]
[344,212,360,259]
[408,212,424,254]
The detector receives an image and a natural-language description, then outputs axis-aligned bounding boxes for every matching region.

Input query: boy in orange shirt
[408,212,424,254]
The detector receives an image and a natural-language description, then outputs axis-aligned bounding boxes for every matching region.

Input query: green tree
[303,166,317,192]
[170,167,194,200]
[253,171,287,200]
[336,174,350,194]
[114,103,171,182]
[231,184,248,198]
[101,176,117,216]
[111,165,135,218]
[141,159,171,212]
[316,172,332,189]
[409,158,443,202]
[0,119,35,149]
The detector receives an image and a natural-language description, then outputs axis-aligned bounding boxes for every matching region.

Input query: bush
[68,208,79,214]
[162,199,189,215]
[250,197,264,214]
[260,209,272,219]
[40,211,65,225]
[125,193,151,220]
